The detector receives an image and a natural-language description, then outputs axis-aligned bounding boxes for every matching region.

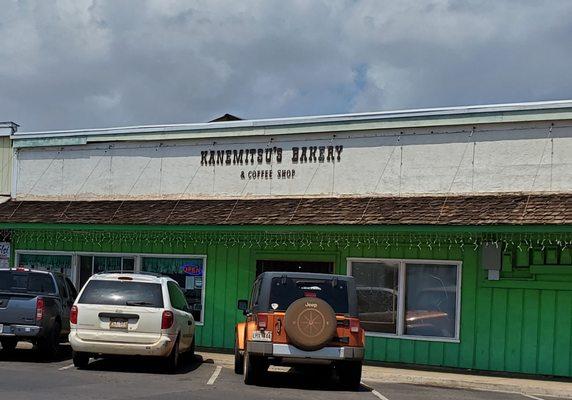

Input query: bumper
[69,331,175,357]
[0,324,41,338]
[247,341,364,361]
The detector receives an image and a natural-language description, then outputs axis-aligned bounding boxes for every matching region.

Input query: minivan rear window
[269,277,349,313]
[0,271,56,294]
[78,280,164,308]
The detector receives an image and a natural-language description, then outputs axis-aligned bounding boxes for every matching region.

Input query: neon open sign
[181,264,202,276]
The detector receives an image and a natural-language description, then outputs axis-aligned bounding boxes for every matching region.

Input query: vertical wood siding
[12,229,572,377]
[0,137,11,195]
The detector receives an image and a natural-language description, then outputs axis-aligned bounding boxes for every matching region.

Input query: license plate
[109,318,128,330]
[252,330,272,342]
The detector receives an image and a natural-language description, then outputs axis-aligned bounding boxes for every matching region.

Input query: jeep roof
[251,271,359,317]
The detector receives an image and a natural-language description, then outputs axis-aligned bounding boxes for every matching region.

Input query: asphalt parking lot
[0,345,568,400]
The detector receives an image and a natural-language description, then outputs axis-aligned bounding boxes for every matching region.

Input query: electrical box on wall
[482,242,502,280]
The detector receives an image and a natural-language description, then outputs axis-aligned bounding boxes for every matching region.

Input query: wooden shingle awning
[0,194,570,226]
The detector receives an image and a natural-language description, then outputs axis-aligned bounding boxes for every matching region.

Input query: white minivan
[69,273,195,372]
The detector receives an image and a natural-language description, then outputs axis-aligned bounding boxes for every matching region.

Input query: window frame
[347,257,462,343]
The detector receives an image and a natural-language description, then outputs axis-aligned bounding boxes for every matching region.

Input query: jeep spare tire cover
[284,297,337,351]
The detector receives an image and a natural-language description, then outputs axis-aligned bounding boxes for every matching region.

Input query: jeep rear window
[268,277,349,313]
[0,271,56,294]
[78,280,164,308]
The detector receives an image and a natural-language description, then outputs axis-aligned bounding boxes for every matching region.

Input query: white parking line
[361,382,390,400]
[522,395,544,400]
[58,364,75,371]
[207,365,222,385]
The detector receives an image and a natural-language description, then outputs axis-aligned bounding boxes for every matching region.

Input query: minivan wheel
[72,351,89,369]
[243,350,264,385]
[337,360,362,391]
[0,338,17,352]
[234,340,244,374]
[188,338,195,359]
[166,338,180,373]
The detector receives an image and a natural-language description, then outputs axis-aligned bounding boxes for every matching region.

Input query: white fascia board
[11,100,572,146]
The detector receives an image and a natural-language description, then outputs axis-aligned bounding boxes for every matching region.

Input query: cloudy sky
[1,0,571,132]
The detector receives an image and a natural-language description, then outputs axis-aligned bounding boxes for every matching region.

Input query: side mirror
[237,299,248,315]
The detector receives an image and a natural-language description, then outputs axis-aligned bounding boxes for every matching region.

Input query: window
[249,278,261,309]
[351,261,399,334]
[17,253,73,279]
[0,270,56,295]
[168,281,190,312]
[349,259,461,340]
[55,275,69,299]
[79,255,136,288]
[65,277,78,300]
[268,276,349,313]
[79,280,164,308]
[141,256,205,323]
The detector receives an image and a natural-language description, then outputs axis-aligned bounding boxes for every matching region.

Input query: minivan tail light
[257,313,268,330]
[36,298,45,322]
[70,305,78,325]
[349,318,360,333]
[161,310,174,329]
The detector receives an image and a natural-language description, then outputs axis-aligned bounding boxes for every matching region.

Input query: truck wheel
[234,339,244,374]
[165,337,180,374]
[337,360,362,391]
[0,338,17,352]
[38,321,61,359]
[243,350,264,385]
[72,351,89,369]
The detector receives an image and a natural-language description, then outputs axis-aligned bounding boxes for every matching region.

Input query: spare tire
[284,297,337,351]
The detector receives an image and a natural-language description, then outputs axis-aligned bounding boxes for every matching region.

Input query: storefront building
[0,101,571,377]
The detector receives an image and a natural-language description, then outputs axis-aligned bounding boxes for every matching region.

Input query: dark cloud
[0,0,571,132]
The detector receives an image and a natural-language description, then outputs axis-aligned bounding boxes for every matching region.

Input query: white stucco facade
[10,102,572,200]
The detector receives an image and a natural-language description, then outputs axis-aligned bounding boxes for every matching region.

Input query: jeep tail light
[161,310,174,329]
[257,313,268,330]
[349,318,360,333]
[70,305,78,325]
[36,298,45,322]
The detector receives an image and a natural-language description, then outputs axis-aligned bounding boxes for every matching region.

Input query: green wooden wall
[9,226,572,377]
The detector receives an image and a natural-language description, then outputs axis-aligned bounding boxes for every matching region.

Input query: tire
[243,350,264,385]
[38,321,61,359]
[337,360,362,391]
[0,338,17,352]
[284,297,337,351]
[165,337,180,374]
[188,337,195,359]
[234,338,244,375]
[72,351,89,369]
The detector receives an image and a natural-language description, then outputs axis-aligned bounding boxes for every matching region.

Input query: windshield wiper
[125,301,155,306]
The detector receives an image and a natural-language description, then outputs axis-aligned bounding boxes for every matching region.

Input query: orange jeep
[235,272,365,389]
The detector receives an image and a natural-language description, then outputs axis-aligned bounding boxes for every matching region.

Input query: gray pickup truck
[0,268,77,357]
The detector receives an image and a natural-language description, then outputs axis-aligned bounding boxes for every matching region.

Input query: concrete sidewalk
[199,351,572,399]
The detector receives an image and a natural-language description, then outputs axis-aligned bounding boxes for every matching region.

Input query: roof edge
[13,100,572,142]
